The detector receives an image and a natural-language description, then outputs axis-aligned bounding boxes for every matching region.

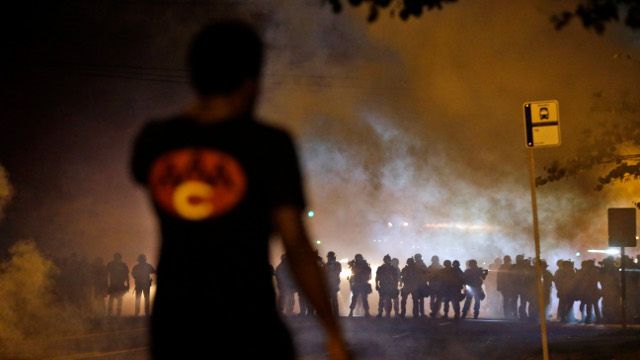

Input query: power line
[25,62,417,92]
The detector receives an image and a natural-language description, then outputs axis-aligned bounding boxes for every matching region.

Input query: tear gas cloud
[259,0,640,267]
[0,240,85,357]
[1,1,638,269]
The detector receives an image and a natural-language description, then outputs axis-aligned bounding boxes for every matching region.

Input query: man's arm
[272,205,351,360]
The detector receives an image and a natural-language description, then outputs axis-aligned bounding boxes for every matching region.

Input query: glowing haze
[261,0,640,266]
[1,0,638,268]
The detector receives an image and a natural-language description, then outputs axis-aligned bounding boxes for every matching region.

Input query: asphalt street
[2,317,639,360]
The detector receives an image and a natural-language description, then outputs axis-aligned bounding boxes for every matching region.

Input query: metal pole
[621,246,627,329]
[527,149,550,360]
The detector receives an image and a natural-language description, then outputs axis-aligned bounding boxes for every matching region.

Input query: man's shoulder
[140,116,293,140]
[249,119,295,144]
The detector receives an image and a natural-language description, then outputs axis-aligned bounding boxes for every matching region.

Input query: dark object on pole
[621,247,627,329]
[607,208,636,247]
[608,207,636,329]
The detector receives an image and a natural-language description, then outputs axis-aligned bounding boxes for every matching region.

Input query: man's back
[131,21,350,360]
[132,262,155,287]
[132,115,304,313]
[106,261,128,286]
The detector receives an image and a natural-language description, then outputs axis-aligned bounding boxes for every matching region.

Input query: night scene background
[0,0,639,359]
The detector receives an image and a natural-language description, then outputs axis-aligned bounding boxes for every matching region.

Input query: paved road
[292,317,640,360]
[2,317,639,359]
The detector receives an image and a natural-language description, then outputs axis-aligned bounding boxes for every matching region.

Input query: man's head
[188,21,264,97]
[113,253,122,262]
[327,251,336,261]
[137,254,147,264]
[383,254,391,264]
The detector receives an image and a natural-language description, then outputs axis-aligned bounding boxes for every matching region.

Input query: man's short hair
[188,21,264,96]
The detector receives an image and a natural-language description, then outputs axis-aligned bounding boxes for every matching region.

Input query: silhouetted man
[462,259,487,319]
[130,21,349,360]
[375,254,398,318]
[348,254,371,317]
[324,251,342,316]
[554,259,576,322]
[131,254,155,316]
[414,253,428,317]
[441,260,464,320]
[599,257,620,323]
[275,254,297,316]
[427,255,443,318]
[106,253,129,316]
[497,255,515,319]
[576,259,601,324]
[90,256,108,316]
[390,257,401,316]
[400,257,421,318]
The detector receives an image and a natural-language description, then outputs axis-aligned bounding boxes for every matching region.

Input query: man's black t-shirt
[131,115,304,357]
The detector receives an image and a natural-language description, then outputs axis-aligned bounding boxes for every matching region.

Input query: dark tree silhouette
[328,0,640,32]
[536,92,640,208]
[328,1,639,207]
[551,0,640,34]
[327,0,457,22]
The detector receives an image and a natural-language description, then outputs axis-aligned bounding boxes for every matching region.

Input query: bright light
[402,222,409,227]
[315,240,321,245]
[339,258,349,263]
[587,249,621,255]
[387,222,393,228]
[307,210,315,218]
[575,252,581,257]
[422,222,497,231]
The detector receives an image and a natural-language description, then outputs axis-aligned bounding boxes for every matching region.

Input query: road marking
[46,347,148,360]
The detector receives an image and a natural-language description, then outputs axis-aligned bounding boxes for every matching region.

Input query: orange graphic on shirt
[148,148,247,221]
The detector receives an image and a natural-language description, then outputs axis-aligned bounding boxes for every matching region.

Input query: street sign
[523,100,560,148]
[608,208,637,247]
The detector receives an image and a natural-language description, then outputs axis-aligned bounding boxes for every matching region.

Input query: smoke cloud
[257,0,640,266]
[0,240,83,357]
[1,1,637,268]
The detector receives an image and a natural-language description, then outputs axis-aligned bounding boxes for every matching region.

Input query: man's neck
[186,82,257,123]
[187,96,253,123]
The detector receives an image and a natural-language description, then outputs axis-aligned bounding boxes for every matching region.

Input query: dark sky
[1,0,639,265]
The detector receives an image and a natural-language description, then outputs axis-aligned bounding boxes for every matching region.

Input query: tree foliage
[536,93,640,208]
[328,0,640,32]
[551,0,640,34]
[327,0,457,22]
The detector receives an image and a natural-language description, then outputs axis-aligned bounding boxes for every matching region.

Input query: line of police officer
[54,252,156,317]
[275,252,488,320]
[275,252,640,323]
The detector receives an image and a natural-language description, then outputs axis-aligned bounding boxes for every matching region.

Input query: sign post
[523,100,560,360]
[607,207,637,329]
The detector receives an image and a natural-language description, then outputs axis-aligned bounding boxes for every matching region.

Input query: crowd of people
[274,252,640,324]
[52,249,640,324]
[54,252,155,317]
